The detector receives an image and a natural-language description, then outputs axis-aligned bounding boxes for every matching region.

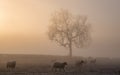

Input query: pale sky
[0,0,120,58]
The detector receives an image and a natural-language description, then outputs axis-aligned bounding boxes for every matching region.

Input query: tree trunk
[69,45,72,57]
[69,41,72,57]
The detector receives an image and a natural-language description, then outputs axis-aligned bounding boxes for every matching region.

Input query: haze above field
[0,0,120,58]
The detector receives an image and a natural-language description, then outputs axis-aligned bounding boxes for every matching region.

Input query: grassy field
[0,54,120,75]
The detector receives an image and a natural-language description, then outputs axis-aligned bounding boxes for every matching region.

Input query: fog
[0,0,120,58]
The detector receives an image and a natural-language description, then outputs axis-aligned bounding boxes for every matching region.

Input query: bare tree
[48,9,91,57]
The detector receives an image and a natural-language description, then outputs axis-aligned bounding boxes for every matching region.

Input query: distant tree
[48,9,91,57]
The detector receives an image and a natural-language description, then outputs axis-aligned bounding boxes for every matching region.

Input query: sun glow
[0,11,6,32]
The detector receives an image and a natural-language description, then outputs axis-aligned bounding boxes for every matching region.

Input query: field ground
[0,54,120,75]
[0,71,119,75]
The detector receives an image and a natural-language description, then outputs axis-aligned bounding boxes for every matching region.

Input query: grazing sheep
[7,61,16,71]
[75,60,86,72]
[76,60,86,67]
[52,62,67,72]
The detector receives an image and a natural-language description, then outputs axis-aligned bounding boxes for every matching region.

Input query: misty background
[0,0,120,58]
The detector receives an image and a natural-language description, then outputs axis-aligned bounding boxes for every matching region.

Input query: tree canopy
[48,9,91,57]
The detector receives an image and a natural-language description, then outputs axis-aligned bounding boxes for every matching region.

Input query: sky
[0,0,120,58]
